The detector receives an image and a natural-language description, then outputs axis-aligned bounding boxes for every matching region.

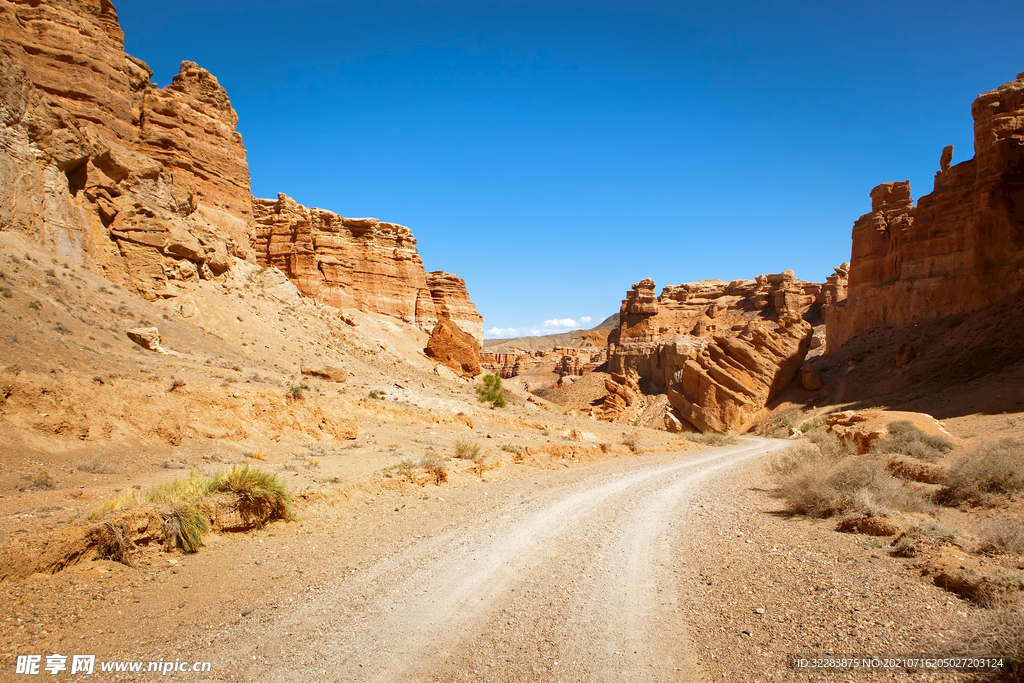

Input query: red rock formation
[826,72,1024,351]
[424,271,484,343]
[0,0,252,298]
[607,273,820,433]
[251,194,483,338]
[426,318,482,378]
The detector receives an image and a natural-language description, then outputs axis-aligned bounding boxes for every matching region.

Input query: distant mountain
[483,314,618,353]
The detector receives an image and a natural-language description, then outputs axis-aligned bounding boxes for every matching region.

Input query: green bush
[476,372,506,408]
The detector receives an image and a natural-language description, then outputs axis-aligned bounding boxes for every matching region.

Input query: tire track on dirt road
[227,437,788,682]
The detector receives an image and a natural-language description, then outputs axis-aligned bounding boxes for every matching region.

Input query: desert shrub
[476,372,506,408]
[806,430,857,459]
[683,432,738,447]
[771,441,927,518]
[368,390,380,399]
[27,299,42,310]
[500,444,523,454]
[22,472,55,490]
[244,448,267,461]
[937,439,1024,506]
[287,382,308,399]
[454,440,481,460]
[1,287,11,298]
[621,431,642,454]
[78,458,117,474]
[799,415,827,433]
[756,414,794,438]
[962,594,1024,682]
[979,515,1024,555]
[212,464,293,527]
[871,420,954,461]
[421,453,448,484]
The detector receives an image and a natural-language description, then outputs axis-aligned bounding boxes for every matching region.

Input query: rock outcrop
[479,347,606,391]
[607,272,825,433]
[423,272,484,343]
[426,318,482,378]
[0,0,252,299]
[826,71,1024,351]
[251,194,484,340]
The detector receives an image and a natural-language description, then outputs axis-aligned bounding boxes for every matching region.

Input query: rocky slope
[605,272,841,433]
[826,71,1024,351]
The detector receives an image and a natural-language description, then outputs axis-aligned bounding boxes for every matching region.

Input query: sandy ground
[2,437,1004,682]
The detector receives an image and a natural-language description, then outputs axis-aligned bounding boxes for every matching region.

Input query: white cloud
[485,315,593,339]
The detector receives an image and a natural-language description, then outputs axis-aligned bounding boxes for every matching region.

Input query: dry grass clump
[163,504,210,553]
[213,464,294,528]
[454,440,481,460]
[421,453,449,484]
[978,515,1024,555]
[771,435,929,518]
[872,420,954,462]
[621,431,642,454]
[937,439,1024,507]
[683,432,738,447]
[89,465,293,557]
[963,593,1024,682]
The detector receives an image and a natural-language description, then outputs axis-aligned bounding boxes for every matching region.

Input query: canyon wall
[0,0,482,337]
[826,72,1024,350]
[606,272,829,433]
[251,194,483,341]
[0,0,252,299]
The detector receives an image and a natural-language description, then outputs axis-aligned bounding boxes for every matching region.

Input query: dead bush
[937,439,1024,507]
[771,441,928,518]
[454,440,481,460]
[872,420,954,462]
[621,431,642,454]
[421,454,448,484]
[684,432,738,447]
[962,592,1024,682]
[979,515,1024,555]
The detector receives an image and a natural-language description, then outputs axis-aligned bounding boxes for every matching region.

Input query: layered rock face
[0,0,252,298]
[607,273,823,433]
[423,271,484,342]
[251,194,483,340]
[826,72,1024,350]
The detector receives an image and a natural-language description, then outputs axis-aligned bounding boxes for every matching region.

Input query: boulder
[426,318,482,378]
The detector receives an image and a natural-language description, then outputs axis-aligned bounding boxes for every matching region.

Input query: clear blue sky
[117,1,1024,338]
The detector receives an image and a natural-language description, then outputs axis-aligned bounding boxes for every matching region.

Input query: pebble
[241,607,256,617]
[104,573,112,579]
[255,559,262,565]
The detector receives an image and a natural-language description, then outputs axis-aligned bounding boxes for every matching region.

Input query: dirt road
[215,438,787,682]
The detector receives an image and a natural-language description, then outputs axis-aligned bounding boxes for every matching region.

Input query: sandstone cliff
[251,194,483,341]
[0,0,252,300]
[0,0,483,335]
[606,273,825,433]
[826,71,1024,350]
